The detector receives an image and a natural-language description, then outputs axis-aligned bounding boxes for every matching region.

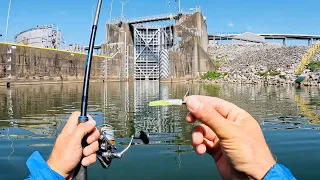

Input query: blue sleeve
[263,163,297,180]
[25,151,65,180]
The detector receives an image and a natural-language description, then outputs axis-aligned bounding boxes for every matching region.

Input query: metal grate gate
[133,25,173,80]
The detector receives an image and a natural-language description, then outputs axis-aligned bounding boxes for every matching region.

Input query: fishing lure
[149,99,186,106]
[149,86,189,107]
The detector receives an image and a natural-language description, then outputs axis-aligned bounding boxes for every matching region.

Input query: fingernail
[187,96,200,111]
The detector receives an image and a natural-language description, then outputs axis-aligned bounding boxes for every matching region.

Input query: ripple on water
[262,115,320,131]
[0,83,319,180]
[28,144,53,147]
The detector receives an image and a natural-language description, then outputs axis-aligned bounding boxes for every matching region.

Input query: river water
[0,82,319,179]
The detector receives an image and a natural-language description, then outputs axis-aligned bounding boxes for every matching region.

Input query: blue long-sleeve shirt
[25,151,297,180]
[25,151,65,180]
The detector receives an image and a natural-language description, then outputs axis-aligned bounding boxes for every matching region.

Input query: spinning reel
[96,124,150,168]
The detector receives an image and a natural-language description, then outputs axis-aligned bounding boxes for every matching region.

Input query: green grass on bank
[307,62,320,72]
[201,71,227,80]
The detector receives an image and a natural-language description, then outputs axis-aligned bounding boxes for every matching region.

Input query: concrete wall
[0,43,105,84]
[169,51,190,79]
[172,12,215,78]
[102,23,134,81]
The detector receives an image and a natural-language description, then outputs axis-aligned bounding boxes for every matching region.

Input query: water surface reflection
[0,82,319,179]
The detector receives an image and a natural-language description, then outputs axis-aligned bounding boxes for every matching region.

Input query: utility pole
[92,5,95,25]
[5,0,12,42]
[109,0,114,23]
[175,0,181,13]
[120,1,129,22]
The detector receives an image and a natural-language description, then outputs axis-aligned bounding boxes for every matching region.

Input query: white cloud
[228,22,234,27]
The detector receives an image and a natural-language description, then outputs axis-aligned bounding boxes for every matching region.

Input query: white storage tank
[14,24,64,49]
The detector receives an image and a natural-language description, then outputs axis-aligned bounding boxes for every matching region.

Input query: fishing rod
[74,1,150,179]
[73,0,103,179]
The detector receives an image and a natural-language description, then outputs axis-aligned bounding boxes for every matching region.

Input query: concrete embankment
[0,43,106,86]
[205,44,320,86]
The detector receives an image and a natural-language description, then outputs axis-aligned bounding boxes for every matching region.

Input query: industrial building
[15,24,65,49]
[14,24,87,53]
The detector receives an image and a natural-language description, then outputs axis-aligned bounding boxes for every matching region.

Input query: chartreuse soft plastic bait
[149,99,186,107]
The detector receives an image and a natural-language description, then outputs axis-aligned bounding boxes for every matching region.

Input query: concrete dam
[2,6,320,85]
[102,9,214,81]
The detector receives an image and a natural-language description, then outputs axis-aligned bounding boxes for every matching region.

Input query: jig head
[96,124,149,169]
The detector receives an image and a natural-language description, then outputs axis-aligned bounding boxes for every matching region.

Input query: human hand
[47,112,100,179]
[185,96,276,180]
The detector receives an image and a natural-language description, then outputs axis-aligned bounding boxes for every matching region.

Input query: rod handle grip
[73,116,89,180]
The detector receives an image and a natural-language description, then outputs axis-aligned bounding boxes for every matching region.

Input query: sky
[0,0,320,46]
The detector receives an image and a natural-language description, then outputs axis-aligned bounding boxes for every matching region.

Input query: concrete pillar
[308,39,311,45]
[196,12,209,76]
[192,37,199,78]
[283,38,287,46]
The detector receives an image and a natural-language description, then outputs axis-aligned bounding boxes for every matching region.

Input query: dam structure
[2,3,320,85]
[99,6,320,82]
[101,7,214,81]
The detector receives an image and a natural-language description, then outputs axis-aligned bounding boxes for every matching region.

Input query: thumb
[72,120,97,144]
[186,96,234,139]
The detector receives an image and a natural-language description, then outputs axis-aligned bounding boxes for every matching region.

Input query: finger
[192,125,221,159]
[186,113,196,123]
[86,127,100,144]
[185,95,243,121]
[72,119,96,144]
[83,141,99,157]
[193,124,217,142]
[194,144,207,155]
[192,127,204,146]
[203,138,214,148]
[81,154,97,167]
[62,112,95,136]
[204,138,223,163]
[186,96,234,139]
[61,111,81,135]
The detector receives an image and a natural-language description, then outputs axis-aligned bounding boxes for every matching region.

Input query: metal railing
[127,13,178,24]
[109,7,200,25]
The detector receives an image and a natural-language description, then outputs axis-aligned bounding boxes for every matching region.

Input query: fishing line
[6,88,14,164]
[7,127,14,164]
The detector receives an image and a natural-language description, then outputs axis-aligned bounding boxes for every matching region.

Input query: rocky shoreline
[205,44,320,86]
